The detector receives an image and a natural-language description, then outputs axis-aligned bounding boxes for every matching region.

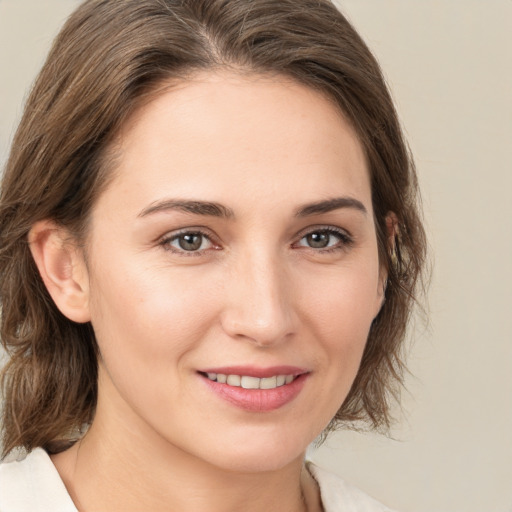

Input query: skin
[31,71,386,512]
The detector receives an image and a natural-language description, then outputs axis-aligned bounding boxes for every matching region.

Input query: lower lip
[201,374,308,412]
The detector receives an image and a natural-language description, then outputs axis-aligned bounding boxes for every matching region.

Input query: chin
[183,426,314,474]
[210,449,304,474]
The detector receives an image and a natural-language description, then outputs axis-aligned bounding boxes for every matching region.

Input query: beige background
[1,1,511,511]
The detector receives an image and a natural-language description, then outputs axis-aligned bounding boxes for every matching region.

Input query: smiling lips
[200,366,309,412]
[206,372,296,389]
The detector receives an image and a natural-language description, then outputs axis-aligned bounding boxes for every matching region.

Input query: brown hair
[0,0,427,457]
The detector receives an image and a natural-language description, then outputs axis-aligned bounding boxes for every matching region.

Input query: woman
[0,0,426,510]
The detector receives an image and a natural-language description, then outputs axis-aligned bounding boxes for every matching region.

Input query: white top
[0,448,396,511]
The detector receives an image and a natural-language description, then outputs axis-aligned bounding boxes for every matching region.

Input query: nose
[220,249,297,347]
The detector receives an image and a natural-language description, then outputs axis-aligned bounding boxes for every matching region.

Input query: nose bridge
[222,245,295,345]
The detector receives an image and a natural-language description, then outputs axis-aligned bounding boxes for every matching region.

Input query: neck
[52,436,313,512]
[51,378,321,512]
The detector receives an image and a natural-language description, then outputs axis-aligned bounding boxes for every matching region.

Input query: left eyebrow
[294,197,368,217]
[138,199,235,219]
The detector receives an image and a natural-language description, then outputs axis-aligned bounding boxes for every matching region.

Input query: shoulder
[307,462,399,512]
[0,447,77,512]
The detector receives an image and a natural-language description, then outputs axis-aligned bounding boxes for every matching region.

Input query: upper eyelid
[157,229,220,258]
[156,224,353,248]
[294,224,353,240]
[292,226,354,252]
[158,226,216,243]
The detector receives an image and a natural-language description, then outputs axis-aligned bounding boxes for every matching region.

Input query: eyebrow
[138,199,235,219]
[294,197,367,217]
[138,196,367,219]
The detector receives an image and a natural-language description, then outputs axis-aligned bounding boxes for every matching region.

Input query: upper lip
[198,365,309,378]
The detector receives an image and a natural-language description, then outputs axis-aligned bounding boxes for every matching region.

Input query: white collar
[0,448,395,512]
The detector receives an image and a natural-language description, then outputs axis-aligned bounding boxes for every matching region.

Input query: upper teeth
[206,373,295,389]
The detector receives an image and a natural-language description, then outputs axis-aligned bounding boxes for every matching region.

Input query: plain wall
[1,1,511,511]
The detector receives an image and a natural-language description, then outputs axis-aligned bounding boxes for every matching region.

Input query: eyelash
[293,226,354,253]
[158,226,353,256]
[159,228,219,257]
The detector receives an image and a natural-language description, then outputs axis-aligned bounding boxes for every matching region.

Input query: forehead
[99,71,371,216]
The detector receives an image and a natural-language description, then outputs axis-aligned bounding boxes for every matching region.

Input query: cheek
[290,257,382,417]
[300,257,381,342]
[86,260,226,436]
[87,255,220,374]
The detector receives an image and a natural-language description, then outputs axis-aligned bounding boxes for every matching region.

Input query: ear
[385,212,399,261]
[28,220,91,323]
[375,212,399,316]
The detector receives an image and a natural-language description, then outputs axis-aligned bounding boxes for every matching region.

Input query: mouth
[198,366,309,412]
[201,372,297,390]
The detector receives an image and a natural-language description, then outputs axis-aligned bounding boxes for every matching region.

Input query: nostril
[219,273,297,346]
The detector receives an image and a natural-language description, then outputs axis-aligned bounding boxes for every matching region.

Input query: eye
[161,230,216,254]
[295,228,352,251]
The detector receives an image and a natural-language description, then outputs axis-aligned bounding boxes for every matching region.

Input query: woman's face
[82,72,385,472]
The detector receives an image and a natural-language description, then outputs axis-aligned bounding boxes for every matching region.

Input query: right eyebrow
[138,199,235,219]
[294,196,368,217]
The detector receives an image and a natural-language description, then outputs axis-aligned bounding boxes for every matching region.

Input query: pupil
[307,232,329,248]
[179,234,202,251]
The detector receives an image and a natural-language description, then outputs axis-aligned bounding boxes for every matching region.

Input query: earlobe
[385,212,399,260]
[28,220,91,323]
[375,268,387,318]
[375,212,399,318]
